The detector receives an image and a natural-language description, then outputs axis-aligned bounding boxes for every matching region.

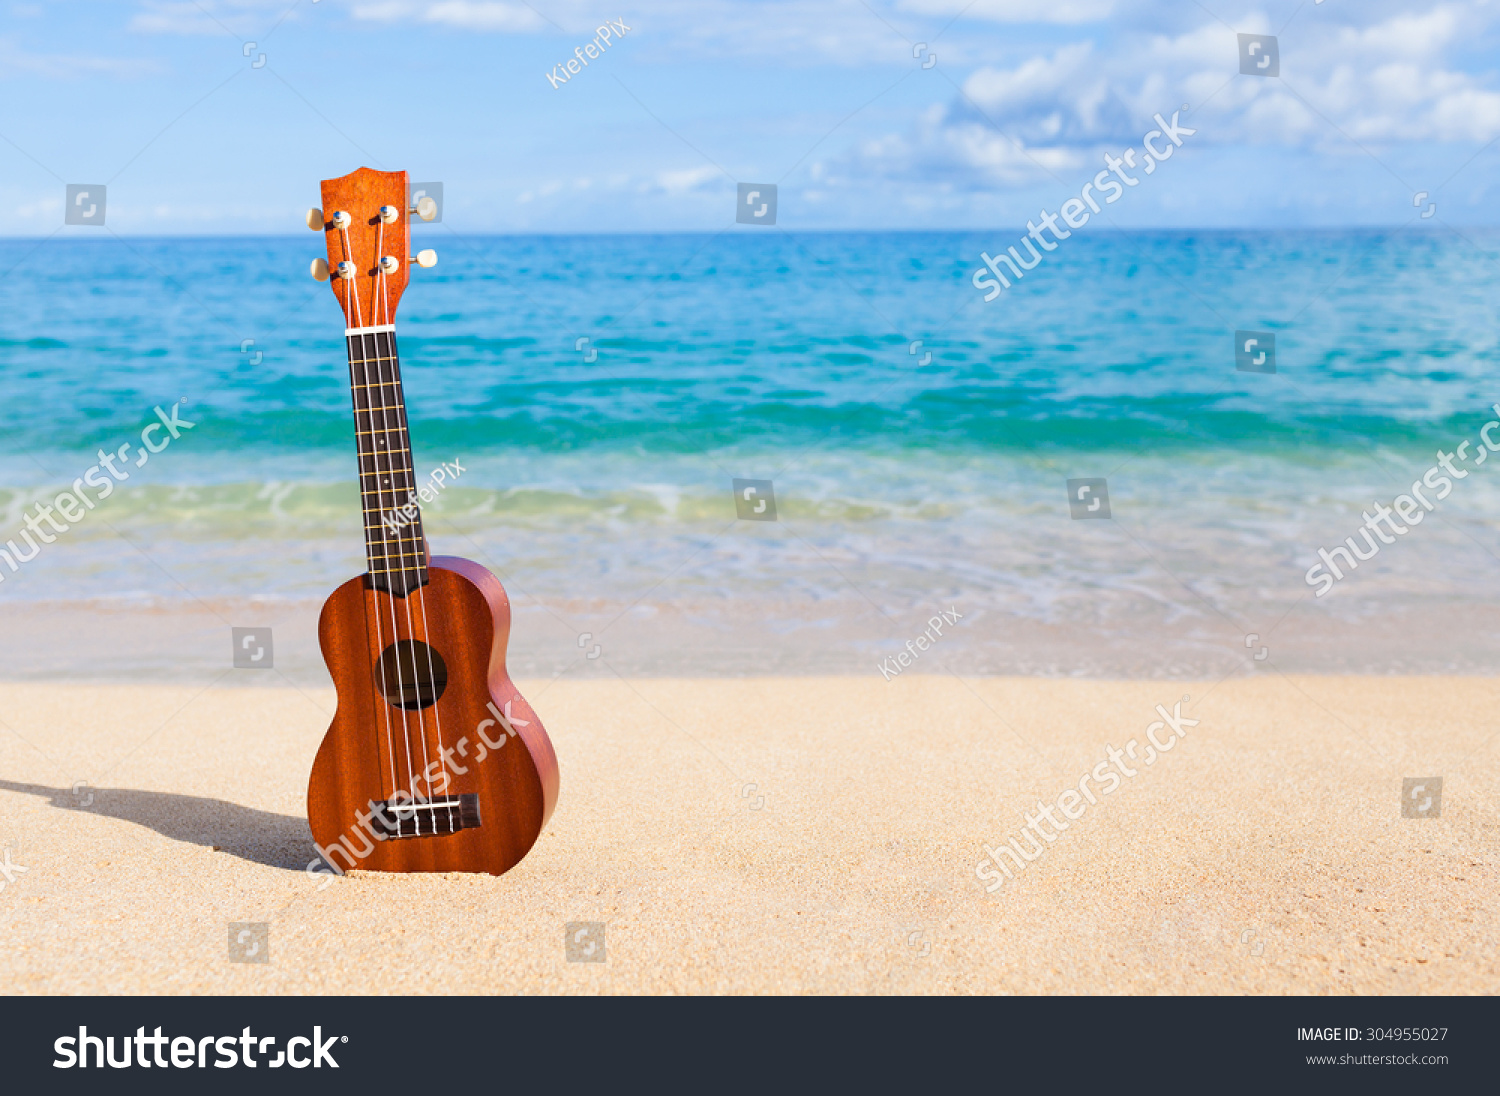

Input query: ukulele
[304,167,558,877]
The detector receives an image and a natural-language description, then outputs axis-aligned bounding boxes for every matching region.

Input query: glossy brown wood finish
[307,556,559,876]
[318,167,410,324]
[307,165,556,877]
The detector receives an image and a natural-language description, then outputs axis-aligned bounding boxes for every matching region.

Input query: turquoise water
[2,229,1499,674]
[2,230,1495,462]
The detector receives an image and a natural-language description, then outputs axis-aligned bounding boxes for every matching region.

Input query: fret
[345,324,428,597]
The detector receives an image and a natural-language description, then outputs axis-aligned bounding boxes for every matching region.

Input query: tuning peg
[331,210,352,230]
[410,196,437,222]
[336,260,356,280]
[379,256,400,274]
[412,249,437,268]
[306,207,324,231]
[379,205,400,225]
[310,258,329,282]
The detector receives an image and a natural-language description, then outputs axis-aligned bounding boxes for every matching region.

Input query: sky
[2,0,1499,234]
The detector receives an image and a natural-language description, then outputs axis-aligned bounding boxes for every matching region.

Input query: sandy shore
[0,674,1494,994]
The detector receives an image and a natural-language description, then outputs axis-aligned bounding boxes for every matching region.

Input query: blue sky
[3,0,1500,234]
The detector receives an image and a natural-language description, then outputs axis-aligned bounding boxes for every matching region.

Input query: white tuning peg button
[306,207,324,231]
[379,205,400,224]
[331,210,352,229]
[411,196,437,222]
[412,249,437,268]
[379,256,400,274]
[310,258,329,282]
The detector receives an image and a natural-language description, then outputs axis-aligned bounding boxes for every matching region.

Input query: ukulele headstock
[309,167,437,326]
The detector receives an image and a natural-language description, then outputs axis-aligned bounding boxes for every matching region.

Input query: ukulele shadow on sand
[0,778,315,872]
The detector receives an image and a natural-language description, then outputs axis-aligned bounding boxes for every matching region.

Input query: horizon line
[3,223,1496,242]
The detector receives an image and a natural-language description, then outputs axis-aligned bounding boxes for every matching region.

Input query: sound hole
[374,641,448,711]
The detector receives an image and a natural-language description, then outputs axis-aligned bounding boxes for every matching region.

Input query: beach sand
[0,674,1494,995]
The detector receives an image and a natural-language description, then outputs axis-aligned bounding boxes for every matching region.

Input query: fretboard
[346,325,426,596]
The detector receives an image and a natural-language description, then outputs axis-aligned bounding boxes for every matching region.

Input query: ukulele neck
[346,323,427,596]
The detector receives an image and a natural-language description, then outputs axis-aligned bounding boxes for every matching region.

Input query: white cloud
[127,0,1115,62]
[895,0,1114,24]
[656,165,723,193]
[1233,6,1500,145]
[1334,6,1463,60]
[822,101,1083,189]
[352,0,545,31]
[128,0,293,35]
[346,0,928,62]
[838,5,1500,192]
[960,43,1128,142]
[425,1,545,30]
[0,37,161,77]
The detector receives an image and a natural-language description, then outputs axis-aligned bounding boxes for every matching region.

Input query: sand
[0,673,1494,995]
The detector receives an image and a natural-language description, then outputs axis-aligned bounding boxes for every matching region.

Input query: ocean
[2,228,1498,680]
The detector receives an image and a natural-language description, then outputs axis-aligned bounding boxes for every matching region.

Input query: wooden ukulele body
[307,556,559,876]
